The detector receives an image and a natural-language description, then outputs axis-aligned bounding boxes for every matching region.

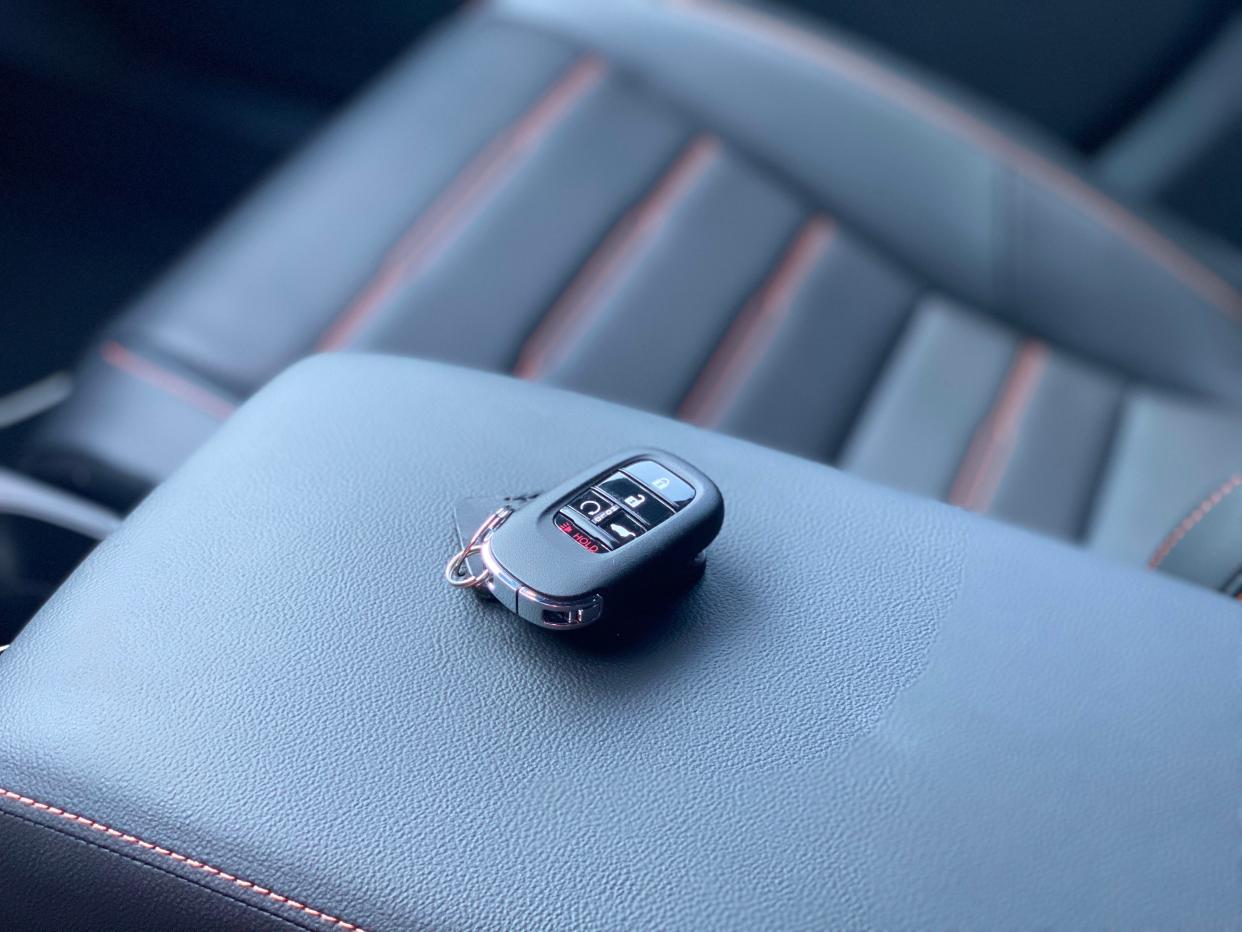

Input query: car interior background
[4,0,1242,634]
[3,0,1242,926]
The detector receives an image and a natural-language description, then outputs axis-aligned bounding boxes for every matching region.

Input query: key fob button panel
[478,449,724,627]
[555,458,702,550]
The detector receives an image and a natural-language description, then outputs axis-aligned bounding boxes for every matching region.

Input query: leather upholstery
[25,0,1242,568]
[1089,389,1242,569]
[3,356,1241,928]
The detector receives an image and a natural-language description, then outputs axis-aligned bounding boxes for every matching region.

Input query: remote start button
[570,489,618,524]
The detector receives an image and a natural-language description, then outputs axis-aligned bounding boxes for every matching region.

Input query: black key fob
[446,450,723,628]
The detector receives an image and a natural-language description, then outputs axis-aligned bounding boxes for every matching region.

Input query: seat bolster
[25,344,233,509]
[1088,389,1242,564]
[26,10,586,505]
[0,802,298,932]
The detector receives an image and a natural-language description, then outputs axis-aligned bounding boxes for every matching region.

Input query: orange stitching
[1148,474,1242,569]
[948,341,1048,512]
[317,56,606,351]
[678,215,835,425]
[512,135,720,379]
[0,787,362,930]
[100,341,236,421]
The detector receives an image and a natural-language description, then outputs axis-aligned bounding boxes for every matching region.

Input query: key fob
[448,450,723,629]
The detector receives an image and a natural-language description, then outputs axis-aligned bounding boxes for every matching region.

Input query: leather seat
[28,0,1242,567]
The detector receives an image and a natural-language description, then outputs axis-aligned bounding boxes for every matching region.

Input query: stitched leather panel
[844,297,1127,538]
[1147,474,1242,589]
[115,14,583,393]
[337,67,694,368]
[693,225,917,462]
[841,297,1019,499]
[984,350,1123,538]
[0,801,317,931]
[539,143,804,412]
[498,0,1242,399]
[25,348,233,508]
[25,0,1242,555]
[5,356,1242,927]
[1088,390,1242,562]
[499,0,1003,305]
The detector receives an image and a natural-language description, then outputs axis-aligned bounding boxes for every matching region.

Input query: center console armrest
[1,355,1239,929]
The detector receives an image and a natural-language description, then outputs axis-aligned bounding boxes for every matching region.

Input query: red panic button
[555,511,609,553]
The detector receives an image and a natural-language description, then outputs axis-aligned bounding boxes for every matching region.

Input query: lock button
[622,460,696,508]
[599,472,674,528]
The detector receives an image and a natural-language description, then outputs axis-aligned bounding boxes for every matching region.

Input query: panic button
[623,460,696,508]
[555,511,609,553]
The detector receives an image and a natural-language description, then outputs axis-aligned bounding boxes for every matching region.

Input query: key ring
[444,505,513,589]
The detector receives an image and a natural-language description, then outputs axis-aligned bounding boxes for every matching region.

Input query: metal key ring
[444,505,513,589]
[445,543,490,588]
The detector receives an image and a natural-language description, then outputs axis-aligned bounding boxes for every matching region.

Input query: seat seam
[947,340,1048,512]
[659,0,1242,320]
[1148,473,1242,569]
[0,787,365,931]
[1067,377,1130,541]
[100,341,238,421]
[827,286,925,465]
[316,54,606,351]
[511,133,720,379]
[678,214,835,425]
[995,159,1017,316]
[0,804,314,931]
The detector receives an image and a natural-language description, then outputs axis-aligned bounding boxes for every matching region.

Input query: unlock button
[599,472,674,528]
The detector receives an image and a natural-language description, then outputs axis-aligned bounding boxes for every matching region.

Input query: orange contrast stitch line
[317,56,606,351]
[512,134,720,379]
[100,341,237,421]
[1149,474,1242,570]
[678,215,835,425]
[0,787,363,931]
[666,0,1242,320]
[948,340,1048,513]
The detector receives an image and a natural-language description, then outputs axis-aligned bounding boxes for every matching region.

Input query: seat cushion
[26,0,1242,567]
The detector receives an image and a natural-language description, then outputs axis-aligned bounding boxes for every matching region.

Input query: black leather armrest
[1,355,1239,929]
